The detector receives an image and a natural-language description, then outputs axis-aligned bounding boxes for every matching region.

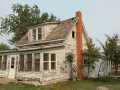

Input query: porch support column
[32,53,35,71]
[49,53,51,70]
[40,53,43,83]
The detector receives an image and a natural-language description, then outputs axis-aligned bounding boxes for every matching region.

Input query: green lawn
[0,77,120,90]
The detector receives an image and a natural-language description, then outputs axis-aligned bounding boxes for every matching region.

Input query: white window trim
[32,27,42,41]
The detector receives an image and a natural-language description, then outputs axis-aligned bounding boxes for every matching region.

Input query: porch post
[40,53,43,83]
[32,53,35,71]
[49,53,51,70]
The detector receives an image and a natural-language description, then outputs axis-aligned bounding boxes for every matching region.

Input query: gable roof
[16,17,78,46]
[46,17,78,40]
[16,33,28,45]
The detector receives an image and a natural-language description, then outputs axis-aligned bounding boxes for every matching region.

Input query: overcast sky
[0,0,120,50]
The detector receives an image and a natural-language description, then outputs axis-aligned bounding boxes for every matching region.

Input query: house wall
[83,57,112,78]
[16,46,69,82]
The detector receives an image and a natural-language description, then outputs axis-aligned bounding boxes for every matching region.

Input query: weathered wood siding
[16,47,69,82]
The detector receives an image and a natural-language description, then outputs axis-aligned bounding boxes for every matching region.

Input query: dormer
[27,22,59,43]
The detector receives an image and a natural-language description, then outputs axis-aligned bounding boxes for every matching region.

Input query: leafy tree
[0,43,10,50]
[0,3,59,45]
[65,52,75,81]
[98,34,120,74]
[83,38,100,79]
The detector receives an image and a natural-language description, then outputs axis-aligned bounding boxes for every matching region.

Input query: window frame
[32,27,42,41]
[34,53,40,71]
[51,54,56,70]
[43,53,49,70]
[2,55,7,70]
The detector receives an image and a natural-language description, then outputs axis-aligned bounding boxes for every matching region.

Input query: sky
[0,0,120,50]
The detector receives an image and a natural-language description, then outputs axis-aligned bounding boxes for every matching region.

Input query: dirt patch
[0,78,17,84]
[98,86,109,90]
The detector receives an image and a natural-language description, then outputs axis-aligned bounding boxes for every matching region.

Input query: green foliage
[83,38,100,66]
[65,52,76,81]
[0,43,10,50]
[65,52,74,64]
[0,3,59,45]
[98,34,120,74]
[83,38,100,78]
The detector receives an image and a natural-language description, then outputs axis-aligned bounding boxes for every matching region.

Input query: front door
[8,56,16,78]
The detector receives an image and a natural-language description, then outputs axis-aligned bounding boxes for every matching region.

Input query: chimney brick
[76,11,83,79]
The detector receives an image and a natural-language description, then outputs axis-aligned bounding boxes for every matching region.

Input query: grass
[0,77,120,90]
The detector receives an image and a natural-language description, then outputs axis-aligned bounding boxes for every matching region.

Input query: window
[38,28,42,40]
[11,57,15,68]
[19,54,24,71]
[26,54,32,71]
[32,29,36,41]
[32,28,42,41]
[72,31,75,38]
[51,54,56,70]
[2,55,7,70]
[43,53,49,70]
[35,53,40,71]
[0,56,2,70]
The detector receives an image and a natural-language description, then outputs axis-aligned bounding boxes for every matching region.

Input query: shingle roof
[46,17,78,40]
[16,17,78,46]
[16,33,28,45]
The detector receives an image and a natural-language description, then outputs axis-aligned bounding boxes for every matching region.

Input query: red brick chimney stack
[76,11,83,79]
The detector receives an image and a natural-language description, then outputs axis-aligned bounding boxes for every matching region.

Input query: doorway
[8,56,16,78]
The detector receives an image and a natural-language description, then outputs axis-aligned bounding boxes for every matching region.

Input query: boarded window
[2,55,7,70]
[35,53,40,71]
[32,29,36,41]
[19,55,24,71]
[0,56,2,70]
[51,54,56,70]
[38,28,42,40]
[27,54,32,71]
[43,53,49,70]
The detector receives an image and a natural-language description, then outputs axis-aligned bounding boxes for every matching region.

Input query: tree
[83,38,100,79]
[98,34,120,74]
[0,43,10,50]
[65,52,75,80]
[0,3,59,45]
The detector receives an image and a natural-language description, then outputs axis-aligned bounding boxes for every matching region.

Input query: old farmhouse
[0,11,112,84]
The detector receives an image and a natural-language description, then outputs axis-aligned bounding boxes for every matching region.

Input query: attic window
[38,28,42,40]
[32,29,36,41]
[32,28,42,41]
[72,31,75,38]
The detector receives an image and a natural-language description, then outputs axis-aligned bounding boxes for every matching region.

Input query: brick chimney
[76,11,83,79]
